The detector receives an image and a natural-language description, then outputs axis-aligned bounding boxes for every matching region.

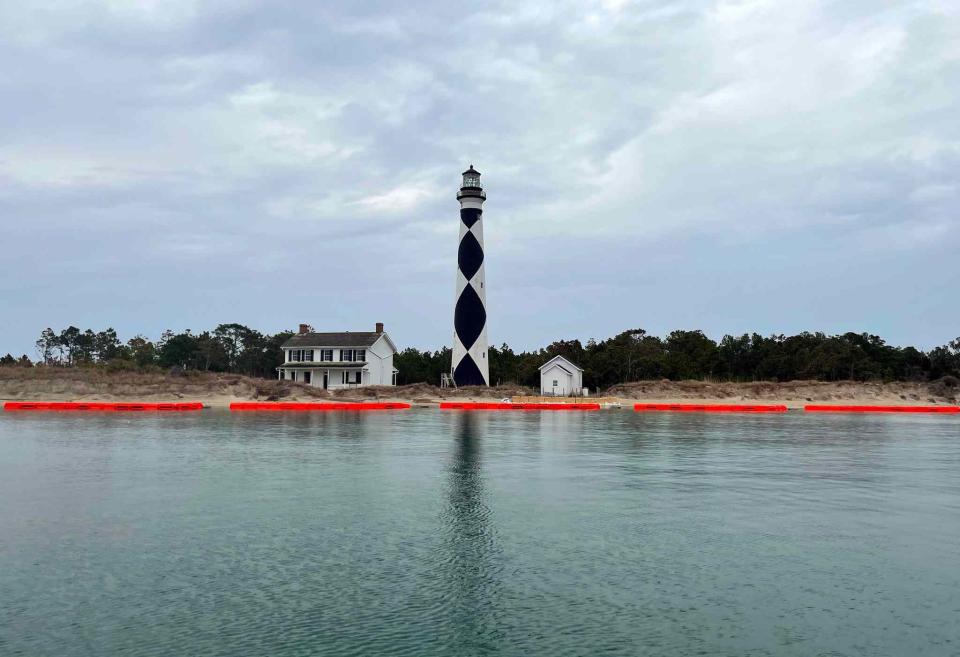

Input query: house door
[303,371,312,385]
[322,372,328,390]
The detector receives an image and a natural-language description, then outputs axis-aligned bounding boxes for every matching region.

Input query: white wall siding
[540,364,572,396]
[367,335,395,385]
[539,357,583,396]
[278,334,397,388]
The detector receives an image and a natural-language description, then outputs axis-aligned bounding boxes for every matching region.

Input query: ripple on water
[0,411,958,656]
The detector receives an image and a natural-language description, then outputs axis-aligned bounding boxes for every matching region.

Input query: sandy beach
[2,368,957,409]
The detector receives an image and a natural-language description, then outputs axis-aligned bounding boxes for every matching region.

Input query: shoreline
[4,398,958,413]
[3,394,956,411]
[1,370,957,410]
[2,400,956,412]
[0,388,957,410]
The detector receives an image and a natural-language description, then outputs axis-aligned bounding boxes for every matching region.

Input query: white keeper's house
[539,355,584,397]
[278,323,398,389]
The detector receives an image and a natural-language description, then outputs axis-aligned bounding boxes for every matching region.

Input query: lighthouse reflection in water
[438,414,504,648]
[3,411,959,656]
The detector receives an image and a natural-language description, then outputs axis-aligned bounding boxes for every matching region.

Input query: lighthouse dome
[461,165,481,189]
[457,164,485,200]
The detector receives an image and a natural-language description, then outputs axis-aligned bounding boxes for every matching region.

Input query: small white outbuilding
[539,355,584,397]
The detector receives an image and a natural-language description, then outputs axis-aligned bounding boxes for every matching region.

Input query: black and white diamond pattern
[452,205,489,386]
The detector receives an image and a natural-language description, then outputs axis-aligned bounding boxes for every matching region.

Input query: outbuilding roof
[538,355,584,372]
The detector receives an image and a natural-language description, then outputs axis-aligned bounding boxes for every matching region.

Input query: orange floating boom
[634,403,788,413]
[440,402,600,410]
[3,401,204,412]
[804,405,960,413]
[229,402,410,411]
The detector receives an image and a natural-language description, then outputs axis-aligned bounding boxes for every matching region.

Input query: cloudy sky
[1,0,958,357]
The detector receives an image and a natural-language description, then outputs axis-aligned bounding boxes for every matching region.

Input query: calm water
[1,410,958,657]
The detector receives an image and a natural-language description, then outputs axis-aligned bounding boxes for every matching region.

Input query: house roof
[283,332,385,349]
[538,355,584,372]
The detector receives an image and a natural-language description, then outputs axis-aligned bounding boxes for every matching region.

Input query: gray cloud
[1,0,958,356]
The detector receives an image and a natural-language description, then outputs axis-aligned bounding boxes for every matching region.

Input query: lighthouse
[451,165,489,386]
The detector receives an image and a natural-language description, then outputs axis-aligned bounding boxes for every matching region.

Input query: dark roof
[282,332,383,348]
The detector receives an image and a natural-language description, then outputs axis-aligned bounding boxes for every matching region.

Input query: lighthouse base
[453,354,487,387]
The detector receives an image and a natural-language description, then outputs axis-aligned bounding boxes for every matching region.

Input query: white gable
[538,355,583,373]
[539,355,584,396]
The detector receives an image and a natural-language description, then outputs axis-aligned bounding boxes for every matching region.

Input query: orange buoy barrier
[229,402,411,411]
[440,402,600,410]
[3,401,204,412]
[804,405,960,414]
[634,403,788,413]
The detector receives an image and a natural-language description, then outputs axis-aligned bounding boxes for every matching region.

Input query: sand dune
[2,367,957,409]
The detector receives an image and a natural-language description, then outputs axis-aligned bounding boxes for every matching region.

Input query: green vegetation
[394,329,960,388]
[0,354,32,367]
[6,326,960,390]
[26,324,292,379]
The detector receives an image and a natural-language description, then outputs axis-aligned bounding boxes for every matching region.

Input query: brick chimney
[298,324,310,335]
[375,322,384,333]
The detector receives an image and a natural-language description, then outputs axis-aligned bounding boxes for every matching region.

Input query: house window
[318,349,333,362]
[342,370,361,384]
[340,349,364,362]
[291,350,300,362]
[304,350,314,362]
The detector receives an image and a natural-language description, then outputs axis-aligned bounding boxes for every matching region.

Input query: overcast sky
[1,0,958,357]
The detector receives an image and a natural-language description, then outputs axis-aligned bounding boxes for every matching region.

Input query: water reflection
[5,412,960,656]
[440,414,504,650]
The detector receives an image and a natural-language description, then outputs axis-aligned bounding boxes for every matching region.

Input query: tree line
[25,324,292,378]
[5,325,959,389]
[395,329,960,388]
